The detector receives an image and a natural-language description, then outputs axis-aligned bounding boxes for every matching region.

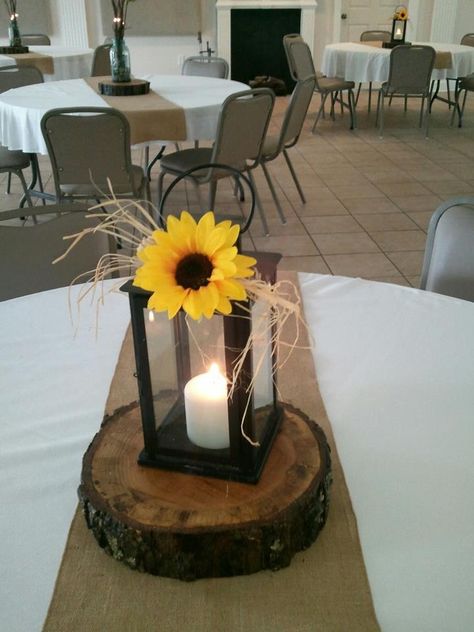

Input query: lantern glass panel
[186,315,227,380]
[144,307,179,431]
[251,298,274,412]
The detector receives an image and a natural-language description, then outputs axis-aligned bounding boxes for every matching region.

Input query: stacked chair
[283,33,356,131]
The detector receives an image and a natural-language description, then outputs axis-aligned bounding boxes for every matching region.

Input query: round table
[0,74,248,154]
[322,41,474,83]
[0,45,94,81]
[1,275,474,631]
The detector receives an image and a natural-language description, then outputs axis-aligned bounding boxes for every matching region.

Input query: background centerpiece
[2,0,27,52]
[110,0,135,82]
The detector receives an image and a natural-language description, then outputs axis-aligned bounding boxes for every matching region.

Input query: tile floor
[2,88,473,288]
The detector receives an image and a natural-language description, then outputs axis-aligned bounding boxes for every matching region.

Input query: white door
[340,0,398,42]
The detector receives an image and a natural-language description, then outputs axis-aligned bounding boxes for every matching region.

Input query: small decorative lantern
[121,252,283,484]
[384,5,409,48]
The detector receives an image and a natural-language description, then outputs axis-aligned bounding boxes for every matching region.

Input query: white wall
[454,0,474,43]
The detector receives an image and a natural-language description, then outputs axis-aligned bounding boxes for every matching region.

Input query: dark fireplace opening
[230,9,301,94]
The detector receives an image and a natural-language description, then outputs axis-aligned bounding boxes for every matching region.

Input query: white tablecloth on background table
[0,45,94,81]
[322,42,474,83]
[0,74,248,154]
[1,275,474,631]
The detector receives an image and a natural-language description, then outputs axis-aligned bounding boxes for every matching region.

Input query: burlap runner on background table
[9,52,54,75]
[85,76,187,144]
[360,40,452,69]
[43,272,380,632]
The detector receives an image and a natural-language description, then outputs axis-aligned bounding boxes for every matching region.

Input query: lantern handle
[157,162,256,234]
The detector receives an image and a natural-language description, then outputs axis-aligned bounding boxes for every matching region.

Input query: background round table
[0,45,94,81]
[0,74,248,154]
[322,41,474,83]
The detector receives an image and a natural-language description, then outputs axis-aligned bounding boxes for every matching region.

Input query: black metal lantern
[121,250,283,484]
[384,14,409,48]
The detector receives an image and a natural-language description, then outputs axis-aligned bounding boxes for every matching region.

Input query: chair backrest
[277,75,316,153]
[41,107,137,199]
[360,30,391,43]
[460,33,474,47]
[210,88,275,173]
[20,33,51,46]
[181,55,229,79]
[0,64,43,92]
[283,34,316,82]
[91,44,112,76]
[420,196,474,301]
[0,205,113,301]
[386,45,435,95]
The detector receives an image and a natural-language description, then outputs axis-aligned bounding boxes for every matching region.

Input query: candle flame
[148,310,155,323]
[209,362,221,378]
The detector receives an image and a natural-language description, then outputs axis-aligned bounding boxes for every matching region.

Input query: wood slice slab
[0,45,29,53]
[79,402,332,581]
[98,78,150,96]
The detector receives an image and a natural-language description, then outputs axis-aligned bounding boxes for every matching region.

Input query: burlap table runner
[8,52,54,75]
[43,271,380,632]
[85,76,187,144]
[360,40,452,69]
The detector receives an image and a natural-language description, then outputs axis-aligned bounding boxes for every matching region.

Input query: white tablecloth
[0,74,248,154]
[1,275,474,631]
[322,42,474,83]
[0,45,94,81]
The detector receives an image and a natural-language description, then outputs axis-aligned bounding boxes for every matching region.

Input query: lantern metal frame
[383,17,409,48]
[122,159,282,483]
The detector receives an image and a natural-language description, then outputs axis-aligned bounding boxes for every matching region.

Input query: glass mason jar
[110,37,131,83]
[8,17,22,48]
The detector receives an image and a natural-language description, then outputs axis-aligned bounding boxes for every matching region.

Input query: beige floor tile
[249,218,307,238]
[359,168,417,184]
[386,251,425,276]
[343,197,401,214]
[302,215,363,233]
[376,181,433,197]
[391,194,442,212]
[356,213,418,231]
[294,198,349,217]
[406,275,421,287]
[369,230,426,252]
[279,255,331,274]
[324,253,399,277]
[423,180,474,197]
[312,232,380,255]
[369,276,412,287]
[406,211,434,231]
[328,183,385,198]
[252,234,319,256]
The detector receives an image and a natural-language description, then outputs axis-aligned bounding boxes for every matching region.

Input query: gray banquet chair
[420,197,474,302]
[91,44,112,76]
[356,30,391,112]
[0,205,114,302]
[182,55,229,79]
[375,45,435,138]
[41,107,150,203]
[20,33,51,46]
[0,65,45,207]
[157,88,275,235]
[259,75,316,223]
[452,73,474,127]
[283,34,356,131]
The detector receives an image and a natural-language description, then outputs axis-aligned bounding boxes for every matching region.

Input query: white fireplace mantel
[216,0,318,69]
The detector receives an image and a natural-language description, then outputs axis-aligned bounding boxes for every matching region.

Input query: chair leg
[283,149,305,204]
[16,170,33,207]
[348,89,357,130]
[157,170,166,212]
[355,82,362,107]
[261,162,286,224]
[368,82,372,113]
[312,93,328,133]
[404,95,408,112]
[375,91,381,127]
[378,92,385,138]
[6,172,11,194]
[234,176,245,201]
[208,180,217,210]
[146,145,166,181]
[459,89,468,128]
[247,169,269,236]
[424,95,431,139]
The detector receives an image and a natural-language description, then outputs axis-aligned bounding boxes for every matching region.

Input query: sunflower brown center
[175,253,213,290]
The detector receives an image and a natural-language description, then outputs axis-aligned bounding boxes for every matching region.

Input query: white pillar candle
[184,363,230,450]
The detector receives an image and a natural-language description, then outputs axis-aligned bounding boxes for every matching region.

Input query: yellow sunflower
[394,5,408,20]
[133,211,257,320]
